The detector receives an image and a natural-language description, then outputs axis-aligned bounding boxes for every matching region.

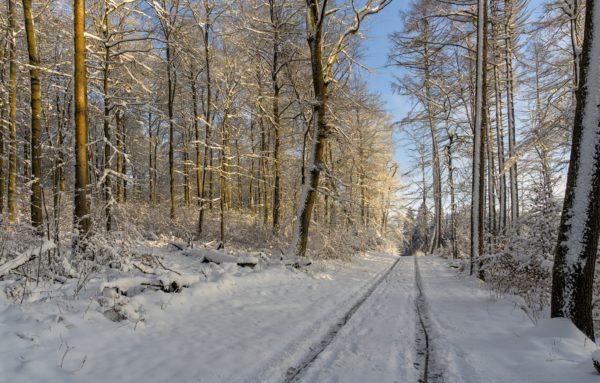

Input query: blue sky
[360,0,413,169]
[362,1,411,119]
[359,0,547,171]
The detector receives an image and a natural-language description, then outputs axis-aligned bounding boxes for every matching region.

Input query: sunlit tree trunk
[121,119,127,203]
[0,44,6,214]
[198,8,212,233]
[7,0,18,224]
[116,110,123,203]
[183,125,191,206]
[290,0,330,257]
[219,118,227,247]
[269,0,282,234]
[22,0,44,230]
[73,0,91,243]
[191,74,202,206]
[101,6,113,230]
[167,41,176,219]
[148,112,153,204]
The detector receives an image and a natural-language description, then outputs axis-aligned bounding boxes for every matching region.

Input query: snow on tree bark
[551,0,600,341]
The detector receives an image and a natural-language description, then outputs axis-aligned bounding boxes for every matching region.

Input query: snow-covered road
[1,253,598,382]
[294,256,416,383]
[290,256,598,383]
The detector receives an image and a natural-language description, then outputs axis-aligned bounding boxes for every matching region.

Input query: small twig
[60,341,74,369]
[168,242,184,251]
[154,256,181,275]
[132,262,156,275]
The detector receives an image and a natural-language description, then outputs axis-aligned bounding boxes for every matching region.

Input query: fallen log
[183,248,258,268]
[0,240,56,278]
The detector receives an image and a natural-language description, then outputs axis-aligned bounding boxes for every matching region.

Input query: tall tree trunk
[471,0,487,276]
[446,133,458,259]
[0,44,6,215]
[569,0,581,91]
[551,0,600,341]
[249,117,255,212]
[198,14,212,234]
[22,0,43,230]
[504,0,519,225]
[290,0,329,257]
[53,107,65,242]
[116,110,123,203]
[421,19,443,252]
[533,48,553,199]
[166,41,176,219]
[191,74,202,206]
[102,14,112,230]
[235,138,242,209]
[420,153,429,251]
[260,111,269,226]
[121,119,127,203]
[491,0,507,233]
[153,122,159,204]
[224,121,231,210]
[219,118,227,247]
[73,0,91,243]
[486,107,497,250]
[148,112,153,204]
[7,0,18,224]
[425,87,442,252]
[270,0,282,235]
[183,126,191,206]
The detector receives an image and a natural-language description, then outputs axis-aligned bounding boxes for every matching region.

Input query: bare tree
[290,0,391,257]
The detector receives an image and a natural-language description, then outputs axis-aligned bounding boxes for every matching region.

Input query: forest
[0,0,600,382]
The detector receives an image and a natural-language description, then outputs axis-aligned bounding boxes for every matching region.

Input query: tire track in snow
[283,255,403,383]
[414,256,444,383]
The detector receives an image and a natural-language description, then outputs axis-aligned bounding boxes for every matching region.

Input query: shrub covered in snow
[483,194,560,321]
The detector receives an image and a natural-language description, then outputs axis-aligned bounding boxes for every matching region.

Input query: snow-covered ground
[417,256,599,383]
[0,247,397,383]
[1,250,598,382]
[296,256,416,383]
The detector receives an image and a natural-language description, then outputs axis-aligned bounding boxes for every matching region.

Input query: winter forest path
[1,254,597,383]
[296,255,599,383]
[293,255,417,383]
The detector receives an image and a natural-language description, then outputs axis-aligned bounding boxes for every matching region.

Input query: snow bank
[419,257,599,383]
